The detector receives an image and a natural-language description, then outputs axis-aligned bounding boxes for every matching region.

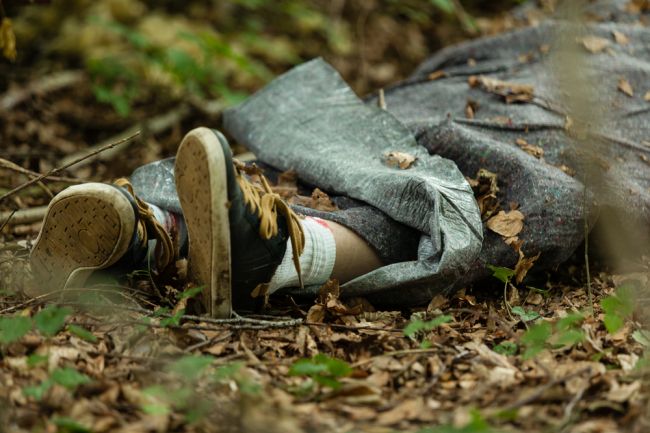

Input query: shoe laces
[114,178,175,273]
[234,162,305,288]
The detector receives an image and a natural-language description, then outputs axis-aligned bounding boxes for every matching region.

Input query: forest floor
[1,1,650,432]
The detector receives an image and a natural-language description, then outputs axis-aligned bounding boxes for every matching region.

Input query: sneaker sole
[29,183,136,294]
[174,127,232,318]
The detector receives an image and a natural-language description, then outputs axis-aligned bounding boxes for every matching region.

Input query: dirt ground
[1,1,649,432]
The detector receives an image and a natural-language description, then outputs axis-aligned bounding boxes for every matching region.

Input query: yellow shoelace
[234,162,305,287]
[114,178,175,273]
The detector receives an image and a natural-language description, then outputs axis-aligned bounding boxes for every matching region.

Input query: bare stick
[0,70,84,111]
[0,206,47,226]
[0,157,84,184]
[0,209,16,232]
[0,131,140,204]
[59,105,190,169]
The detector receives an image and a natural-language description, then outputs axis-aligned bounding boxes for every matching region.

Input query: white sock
[268,217,336,293]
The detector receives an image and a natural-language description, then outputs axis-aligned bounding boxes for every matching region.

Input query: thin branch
[0,131,140,204]
[0,157,84,184]
[0,70,84,111]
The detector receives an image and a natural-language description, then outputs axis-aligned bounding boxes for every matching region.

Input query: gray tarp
[132,15,650,306]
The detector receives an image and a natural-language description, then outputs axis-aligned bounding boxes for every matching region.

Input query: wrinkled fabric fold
[223,58,483,303]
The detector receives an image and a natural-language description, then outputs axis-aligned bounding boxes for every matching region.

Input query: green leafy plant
[404,314,452,348]
[23,367,91,400]
[601,286,634,334]
[493,341,518,356]
[519,312,585,359]
[67,324,97,343]
[34,305,72,337]
[511,306,539,322]
[289,354,352,390]
[0,315,32,345]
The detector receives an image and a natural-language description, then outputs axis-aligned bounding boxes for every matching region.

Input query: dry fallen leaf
[377,398,425,426]
[514,250,541,284]
[618,78,634,97]
[467,168,499,220]
[468,75,534,103]
[428,70,446,81]
[516,138,544,159]
[644,91,650,101]
[580,35,611,53]
[606,380,641,403]
[486,210,525,238]
[465,99,479,119]
[385,151,416,169]
[612,30,629,45]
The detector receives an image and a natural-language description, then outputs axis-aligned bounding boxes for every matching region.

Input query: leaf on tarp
[467,169,499,220]
[468,75,534,103]
[515,138,544,159]
[514,250,541,284]
[612,30,630,45]
[644,91,650,101]
[580,35,611,53]
[427,70,447,81]
[384,151,416,169]
[465,98,479,119]
[291,188,338,211]
[618,78,634,97]
[486,210,524,238]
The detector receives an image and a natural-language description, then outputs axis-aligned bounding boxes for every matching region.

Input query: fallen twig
[0,209,16,232]
[0,131,140,204]
[58,105,190,169]
[0,206,46,226]
[0,157,84,184]
[0,70,84,111]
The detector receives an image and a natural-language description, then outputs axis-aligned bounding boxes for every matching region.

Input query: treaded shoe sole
[30,183,136,294]
[174,127,232,318]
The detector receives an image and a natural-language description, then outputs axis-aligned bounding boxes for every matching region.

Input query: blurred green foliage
[6,0,520,116]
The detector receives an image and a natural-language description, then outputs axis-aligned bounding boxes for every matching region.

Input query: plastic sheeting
[374,19,650,287]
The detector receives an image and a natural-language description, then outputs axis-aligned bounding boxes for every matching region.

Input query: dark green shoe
[174,127,304,318]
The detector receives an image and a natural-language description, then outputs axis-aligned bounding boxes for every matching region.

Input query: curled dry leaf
[516,138,544,159]
[465,98,479,119]
[427,70,446,81]
[467,168,499,220]
[618,78,634,97]
[468,75,534,103]
[612,30,630,45]
[514,250,541,284]
[291,188,338,211]
[580,35,611,53]
[385,151,416,169]
[486,210,524,238]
